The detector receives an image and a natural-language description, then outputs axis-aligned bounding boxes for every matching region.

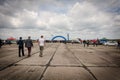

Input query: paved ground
[0,43,120,80]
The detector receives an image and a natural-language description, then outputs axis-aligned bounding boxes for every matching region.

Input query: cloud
[0,0,120,39]
[67,2,113,35]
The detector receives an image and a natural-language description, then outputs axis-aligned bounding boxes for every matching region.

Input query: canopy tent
[7,37,16,40]
[100,38,108,44]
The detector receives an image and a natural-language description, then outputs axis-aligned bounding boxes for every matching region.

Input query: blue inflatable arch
[51,36,67,41]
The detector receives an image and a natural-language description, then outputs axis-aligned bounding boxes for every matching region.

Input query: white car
[104,41,118,46]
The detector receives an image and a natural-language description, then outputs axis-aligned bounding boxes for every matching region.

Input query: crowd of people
[0,37,120,58]
[82,39,99,47]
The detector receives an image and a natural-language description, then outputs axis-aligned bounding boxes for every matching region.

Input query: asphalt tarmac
[0,43,120,80]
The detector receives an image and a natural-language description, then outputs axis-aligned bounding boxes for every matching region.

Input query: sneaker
[28,55,31,57]
[39,55,43,57]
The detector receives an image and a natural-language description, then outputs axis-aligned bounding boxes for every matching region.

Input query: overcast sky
[0,0,120,40]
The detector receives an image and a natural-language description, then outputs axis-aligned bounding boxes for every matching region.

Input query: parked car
[104,41,118,46]
[5,40,12,44]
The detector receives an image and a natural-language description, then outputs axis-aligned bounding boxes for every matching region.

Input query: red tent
[7,37,16,40]
[90,39,97,43]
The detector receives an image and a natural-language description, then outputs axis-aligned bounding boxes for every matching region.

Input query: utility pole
[67,33,69,41]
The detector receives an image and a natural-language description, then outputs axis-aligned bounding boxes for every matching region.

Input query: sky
[0,0,120,40]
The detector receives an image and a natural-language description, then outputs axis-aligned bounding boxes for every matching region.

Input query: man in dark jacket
[25,36,33,57]
[17,37,24,57]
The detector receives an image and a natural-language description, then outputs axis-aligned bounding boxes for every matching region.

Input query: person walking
[25,36,33,57]
[83,40,86,47]
[95,39,99,47]
[86,40,90,47]
[117,40,120,49]
[17,37,24,57]
[0,38,2,48]
[93,39,99,47]
[93,40,96,47]
[38,35,45,57]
